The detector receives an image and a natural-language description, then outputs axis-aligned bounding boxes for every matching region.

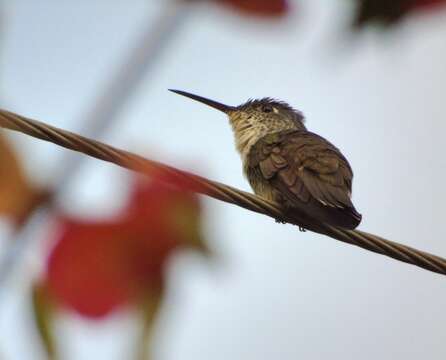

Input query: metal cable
[1,108,445,276]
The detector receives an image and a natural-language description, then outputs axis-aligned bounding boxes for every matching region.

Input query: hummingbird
[169,89,362,230]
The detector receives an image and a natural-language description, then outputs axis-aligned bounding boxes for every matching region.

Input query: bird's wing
[248,130,355,210]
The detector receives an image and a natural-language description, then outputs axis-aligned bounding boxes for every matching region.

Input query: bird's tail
[289,200,362,231]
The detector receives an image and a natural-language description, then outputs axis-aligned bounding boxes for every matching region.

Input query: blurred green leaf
[136,291,163,360]
[32,282,57,360]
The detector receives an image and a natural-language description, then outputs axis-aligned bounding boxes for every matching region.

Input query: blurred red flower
[43,178,207,318]
[353,0,446,26]
[217,0,289,17]
[413,0,446,10]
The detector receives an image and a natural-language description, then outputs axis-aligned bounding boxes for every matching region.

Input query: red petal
[218,0,289,17]
[46,220,140,318]
[413,0,446,10]
[44,179,204,319]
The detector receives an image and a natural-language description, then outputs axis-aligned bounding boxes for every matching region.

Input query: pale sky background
[0,1,446,359]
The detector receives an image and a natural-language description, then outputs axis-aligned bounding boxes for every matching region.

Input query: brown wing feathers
[251,130,361,229]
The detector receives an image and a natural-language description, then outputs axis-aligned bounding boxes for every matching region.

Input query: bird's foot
[275,218,287,224]
[299,227,307,232]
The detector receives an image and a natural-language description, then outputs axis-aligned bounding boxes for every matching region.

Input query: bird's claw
[275,218,306,232]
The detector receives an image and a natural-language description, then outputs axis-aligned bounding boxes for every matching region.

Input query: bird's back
[246,129,362,230]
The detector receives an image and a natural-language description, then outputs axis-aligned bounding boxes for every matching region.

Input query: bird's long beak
[169,89,235,114]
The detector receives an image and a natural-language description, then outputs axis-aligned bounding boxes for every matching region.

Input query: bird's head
[233,97,306,133]
[169,89,305,130]
[169,89,306,155]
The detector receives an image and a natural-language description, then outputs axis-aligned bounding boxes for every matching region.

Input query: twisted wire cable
[1,108,445,276]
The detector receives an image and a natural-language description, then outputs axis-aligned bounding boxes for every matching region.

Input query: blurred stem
[55,0,192,190]
[32,283,57,360]
[136,291,163,360]
[0,0,192,297]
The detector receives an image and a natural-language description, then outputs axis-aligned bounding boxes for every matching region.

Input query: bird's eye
[261,105,273,113]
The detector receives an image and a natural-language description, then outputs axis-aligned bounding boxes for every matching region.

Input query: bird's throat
[229,115,264,163]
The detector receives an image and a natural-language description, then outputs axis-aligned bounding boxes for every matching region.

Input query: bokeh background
[1,0,446,359]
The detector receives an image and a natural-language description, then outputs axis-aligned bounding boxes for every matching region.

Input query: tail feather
[287,198,362,230]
